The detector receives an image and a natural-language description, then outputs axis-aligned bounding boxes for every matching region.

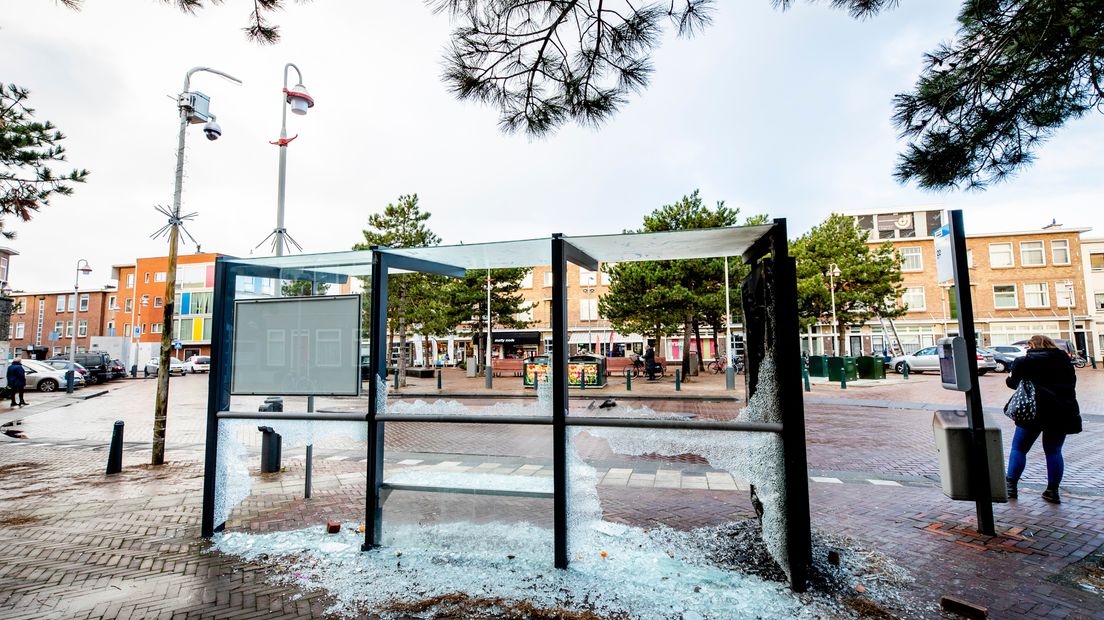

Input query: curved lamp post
[827,263,841,355]
[68,259,92,393]
[268,63,314,257]
[153,66,241,466]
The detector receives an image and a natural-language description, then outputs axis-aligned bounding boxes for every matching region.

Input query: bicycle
[707,358,726,374]
[1072,353,1087,369]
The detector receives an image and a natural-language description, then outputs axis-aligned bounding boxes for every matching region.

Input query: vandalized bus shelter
[201,220,812,591]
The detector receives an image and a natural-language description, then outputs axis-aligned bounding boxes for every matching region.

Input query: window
[179,318,193,339]
[56,296,65,312]
[125,298,133,312]
[106,321,115,336]
[191,292,212,314]
[543,271,553,287]
[1091,253,1104,272]
[600,267,611,285]
[65,320,74,337]
[1023,283,1049,308]
[579,298,599,320]
[1055,283,1074,308]
[123,323,130,337]
[126,273,135,288]
[993,284,1018,309]
[516,306,534,322]
[1020,241,1045,267]
[17,299,25,314]
[154,297,163,308]
[579,268,597,285]
[1096,293,1104,311]
[966,249,974,268]
[141,323,147,334]
[108,295,116,310]
[144,272,150,283]
[1051,239,1070,265]
[901,286,926,311]
[151,323,162,334]
[79,293,89,312]
[77,320,88,337]
[155,271,167,282]
[14,322,24,339]
[900,247,923,272]
[68,295,75,312]
[520,272,533,289]
[989,243,1014,268]
[0,256,7,282]
[54,320,63,335]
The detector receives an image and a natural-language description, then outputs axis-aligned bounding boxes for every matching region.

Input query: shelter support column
[551,234,569,569]
[202,259,239,538]
[363,251,389,550]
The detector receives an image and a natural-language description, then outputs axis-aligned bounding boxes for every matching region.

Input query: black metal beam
[948,209,995,536]
[770,219,812,593]
[374,250,466,279]
[363,250,389,551]
[550,234,569,570]
[381,483,554,499]
[562,240,599,272]
[201,258,239,538]
[217,411,369,422]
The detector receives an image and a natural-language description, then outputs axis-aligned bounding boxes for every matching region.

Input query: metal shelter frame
[200,220,811,591]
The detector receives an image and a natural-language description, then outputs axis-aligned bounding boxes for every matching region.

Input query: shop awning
[473,331,543,346]
[568,331,643,345]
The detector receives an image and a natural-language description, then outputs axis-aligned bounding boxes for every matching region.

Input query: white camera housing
[203,120,222,141]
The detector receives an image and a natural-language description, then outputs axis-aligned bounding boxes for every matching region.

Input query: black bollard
[675,369,681,391]
[106,420,124,475]
[625,368,631,391]
[437,368,442,390]
[258,426,282,473]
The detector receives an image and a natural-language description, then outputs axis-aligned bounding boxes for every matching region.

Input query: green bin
[827,356,858,382]
[807,355,828,377]
[856,356,885,380]
[523,355,550,388]
[568,354,607,388]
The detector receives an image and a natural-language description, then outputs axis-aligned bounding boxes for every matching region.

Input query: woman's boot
[1005,478,1018,499]
[1042,485,1061,504]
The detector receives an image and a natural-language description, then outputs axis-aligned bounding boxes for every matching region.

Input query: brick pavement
[2,374,1103,618]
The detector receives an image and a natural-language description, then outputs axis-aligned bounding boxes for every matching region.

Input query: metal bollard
[394,369,399,390]
[802,363,811,392]
[840,369,847,390]
[106,420,124,475]
[903,361,909,380]
[437,368,442,389]
[625,368,631,391]
[258,426,282,473]
[675,369,681,391]
[1092,355,1098,370]
[726,364,736,391]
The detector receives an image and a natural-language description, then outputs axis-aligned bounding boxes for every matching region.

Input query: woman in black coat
[1005,335,1082,504]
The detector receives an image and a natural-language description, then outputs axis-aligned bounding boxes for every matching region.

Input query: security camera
[203,120,222,141]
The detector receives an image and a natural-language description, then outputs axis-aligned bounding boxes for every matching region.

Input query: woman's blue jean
[1006,426,1066,486]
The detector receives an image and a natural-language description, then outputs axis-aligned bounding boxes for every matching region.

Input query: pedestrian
[1005,335,1082,504]
[644,344,658,381]
[7,358,28,407]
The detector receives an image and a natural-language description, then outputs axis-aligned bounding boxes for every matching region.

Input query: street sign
[47,330,60,342]
[133,326,140,337]
[933,224,953,284]
[173,341,183,350]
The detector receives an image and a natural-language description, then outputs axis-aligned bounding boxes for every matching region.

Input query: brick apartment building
[107,252,224,364]
[8,287,114,359]
[1082,238,1104,363]
[805,207,1094,357]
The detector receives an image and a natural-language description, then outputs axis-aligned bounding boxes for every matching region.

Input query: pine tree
[0,84,88,238]
[353,194,441,386]
[434,269,533,372]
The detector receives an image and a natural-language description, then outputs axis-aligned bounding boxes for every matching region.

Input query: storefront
[568,331,644,356]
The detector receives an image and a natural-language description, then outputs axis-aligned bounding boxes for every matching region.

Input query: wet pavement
[0,370,1102,618]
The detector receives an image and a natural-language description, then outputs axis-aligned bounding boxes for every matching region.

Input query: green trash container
[807,355,828,377]
[856,356,886,380]
[827,356,858,382]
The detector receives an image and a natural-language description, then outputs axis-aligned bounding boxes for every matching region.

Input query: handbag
[1003,380,1038,423]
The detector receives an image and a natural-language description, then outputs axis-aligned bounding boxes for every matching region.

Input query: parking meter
[938,336,973,392]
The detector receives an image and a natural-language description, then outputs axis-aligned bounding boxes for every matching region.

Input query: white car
[144,357,187,377]
[183,355,210,374]
[889,346,996,375]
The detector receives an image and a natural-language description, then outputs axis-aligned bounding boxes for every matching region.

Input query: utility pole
[485,270,493,389]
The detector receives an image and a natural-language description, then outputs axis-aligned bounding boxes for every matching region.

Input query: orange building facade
[108,252,224,362]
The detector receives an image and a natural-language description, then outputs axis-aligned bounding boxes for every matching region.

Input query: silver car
[989,345,1027,358]
[17,360,85,392]
[889,346,996,375]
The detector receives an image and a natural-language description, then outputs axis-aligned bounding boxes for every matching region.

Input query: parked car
[48,351,113,385]
[1012,338,1075,357]
[978,347,1015,373]
[21,360,86,392]
[36,359,92,385]
[989,344,1027,359]
[889,346,996,375]
[109,359,128,379]
[183,355,210,374]
[144,357,187,377]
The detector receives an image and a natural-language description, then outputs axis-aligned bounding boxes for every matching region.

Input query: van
[48,351,113,385]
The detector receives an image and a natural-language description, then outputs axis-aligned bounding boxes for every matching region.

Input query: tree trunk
[397,284,408,387]
[693,318,705,371]
[682,311,694,377]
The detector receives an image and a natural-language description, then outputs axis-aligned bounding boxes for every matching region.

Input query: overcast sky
[4,0,1102,291]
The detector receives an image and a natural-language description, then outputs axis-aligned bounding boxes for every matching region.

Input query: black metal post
[201,259,237,538]
[106,420,124,475]
[768,219,812,592]
[551,234,569,570]
[948,210,995,536]
[363,251,389,551]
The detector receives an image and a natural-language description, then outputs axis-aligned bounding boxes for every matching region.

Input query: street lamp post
[1066,281,1077,349]
[827,263,841,355]
[582,286,596,353]
[153,66,241,466]
[131,294,149,377]
[68,259,92,393]
[268,63,314,257]
[485,270,493,389]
